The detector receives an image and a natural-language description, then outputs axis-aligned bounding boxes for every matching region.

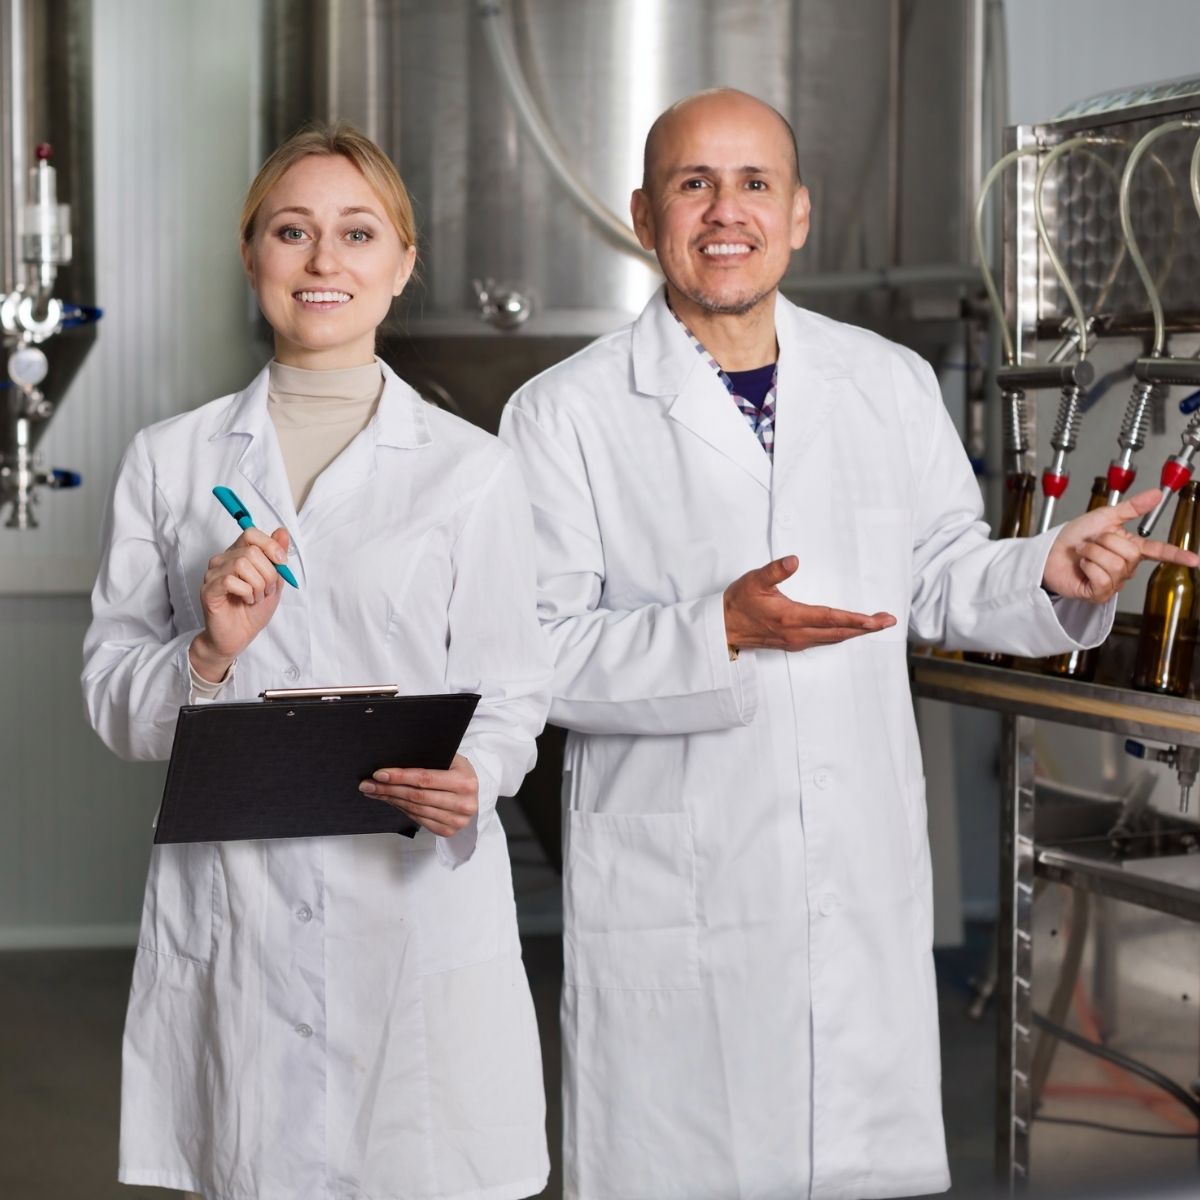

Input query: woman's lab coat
[499,292,1110,1200]
[82,361,552,1200]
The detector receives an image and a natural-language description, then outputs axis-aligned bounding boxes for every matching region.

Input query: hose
[475,0,653,262]
[1117,117,1199,357]
[973,145,1044,365]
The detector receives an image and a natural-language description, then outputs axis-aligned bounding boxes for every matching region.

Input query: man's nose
[704,182,745,224]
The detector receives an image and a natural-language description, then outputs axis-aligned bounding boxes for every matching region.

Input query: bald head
[641,89,801,194]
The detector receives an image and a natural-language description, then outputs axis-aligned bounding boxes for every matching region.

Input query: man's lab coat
[499,291,1110,1200]
[82,361,552,1200]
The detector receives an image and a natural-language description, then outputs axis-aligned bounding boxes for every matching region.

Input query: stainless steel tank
[0,0,95,526]
[262,0,990,422]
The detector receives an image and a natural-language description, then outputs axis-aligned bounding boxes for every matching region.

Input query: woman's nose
[306,237,339,274]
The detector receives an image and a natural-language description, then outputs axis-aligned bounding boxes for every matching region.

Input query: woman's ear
[393,243,417,297]
[240,238,256,291]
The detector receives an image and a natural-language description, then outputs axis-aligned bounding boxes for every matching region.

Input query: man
[498,89,1190,1200]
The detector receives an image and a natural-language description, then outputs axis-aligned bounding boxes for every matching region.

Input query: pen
[212,485,300,589]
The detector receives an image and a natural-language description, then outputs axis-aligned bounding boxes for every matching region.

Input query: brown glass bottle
[967,472,1036,667]
[1132,480,1200,697]
[1043,476,1110,681]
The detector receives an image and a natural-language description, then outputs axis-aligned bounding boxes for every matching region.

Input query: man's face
[631,95,810,321]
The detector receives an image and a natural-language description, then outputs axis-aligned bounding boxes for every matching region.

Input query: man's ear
[630,188,656,252]
[789,184,811,253]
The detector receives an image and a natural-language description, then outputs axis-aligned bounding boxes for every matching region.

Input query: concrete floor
[0,924,1193,1199]
[0,931,1002,1200]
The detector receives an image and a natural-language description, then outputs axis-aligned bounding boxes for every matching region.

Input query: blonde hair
[240,122,416,248]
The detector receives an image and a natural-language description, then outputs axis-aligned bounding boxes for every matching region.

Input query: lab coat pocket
[853,507,912,641]
[564,810,700,991]
[137,842,216,966]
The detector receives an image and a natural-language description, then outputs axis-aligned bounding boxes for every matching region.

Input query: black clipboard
[154,686,480,844]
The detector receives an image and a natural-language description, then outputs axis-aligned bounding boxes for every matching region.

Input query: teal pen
[212,485,300,589]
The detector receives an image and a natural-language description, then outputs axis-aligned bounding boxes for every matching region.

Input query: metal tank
[262,0,994,425]
[0,0,95,527]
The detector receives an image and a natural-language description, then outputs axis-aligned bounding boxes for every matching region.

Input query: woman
[82,124,552,1200]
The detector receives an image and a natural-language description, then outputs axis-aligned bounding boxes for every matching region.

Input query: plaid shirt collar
[668,304,777,458]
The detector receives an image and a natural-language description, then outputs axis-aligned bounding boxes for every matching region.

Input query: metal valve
[1137,410,1200,536]
[1038,384,1083,532]
[1124,739,1200,813]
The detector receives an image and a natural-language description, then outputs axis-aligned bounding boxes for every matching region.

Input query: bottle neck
[1167,489,1199,554]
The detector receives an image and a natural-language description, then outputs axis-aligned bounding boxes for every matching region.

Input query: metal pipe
[475,0,653,262]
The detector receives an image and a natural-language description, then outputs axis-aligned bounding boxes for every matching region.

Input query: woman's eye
[345,227,372,244]
[278,226,307,242]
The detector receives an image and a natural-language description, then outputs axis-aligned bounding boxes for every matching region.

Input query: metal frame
[911,655,1200,1191]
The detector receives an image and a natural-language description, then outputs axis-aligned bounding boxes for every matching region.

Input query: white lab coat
[82,361,552,1200]
[499,291,1111,1200]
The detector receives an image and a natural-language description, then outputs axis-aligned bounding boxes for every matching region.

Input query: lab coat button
[818,893,838,916]
[813,769,831,789]
[294,1022,313,1038]
[284,665,300,682]
[296,904,313,923]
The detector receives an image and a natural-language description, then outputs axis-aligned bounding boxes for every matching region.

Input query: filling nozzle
[1137,413,1200,536]
[1106,378,1157,505]
[1001,385,1030,477]
[1038,383,1084,532]
[21,143,72,315]
[1125,740,1200,814]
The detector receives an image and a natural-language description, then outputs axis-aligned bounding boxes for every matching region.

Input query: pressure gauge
[8,344,48,388]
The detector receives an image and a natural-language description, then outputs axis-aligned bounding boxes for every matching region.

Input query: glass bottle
[1043,476,1110,681]
[1132,480,1200,697]
[967,472,1036,667]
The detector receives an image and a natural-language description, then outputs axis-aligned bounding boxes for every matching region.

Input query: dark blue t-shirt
[725,363,776,411]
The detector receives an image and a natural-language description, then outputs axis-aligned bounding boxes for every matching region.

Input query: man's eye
[746,179,767,191]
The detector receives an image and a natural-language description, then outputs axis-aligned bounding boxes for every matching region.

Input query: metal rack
[911,652,1200,1190]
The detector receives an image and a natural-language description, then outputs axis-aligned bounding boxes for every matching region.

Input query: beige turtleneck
[188,358,385,699]
[268,359,384,509]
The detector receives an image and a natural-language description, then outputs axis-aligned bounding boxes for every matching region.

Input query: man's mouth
[699,243,753,258]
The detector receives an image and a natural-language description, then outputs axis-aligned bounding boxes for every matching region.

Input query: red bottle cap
[34,143,52,161]
[1041,470,1069,499]
[1106,464,1136,495]
[1160,459,1193,493]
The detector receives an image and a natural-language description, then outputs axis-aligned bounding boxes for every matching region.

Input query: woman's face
[242,153,415,370]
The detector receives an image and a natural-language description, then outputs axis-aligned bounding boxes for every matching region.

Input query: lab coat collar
[210,356,434,533]
[631,288,850,491]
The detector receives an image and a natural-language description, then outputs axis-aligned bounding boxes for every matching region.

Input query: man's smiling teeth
[701,244,751,256]
[297,290,351,302]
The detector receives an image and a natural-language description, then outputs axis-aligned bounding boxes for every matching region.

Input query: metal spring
[1118,381,1155,452]
[1004,388,1029,457]
[1050,386,1082,453]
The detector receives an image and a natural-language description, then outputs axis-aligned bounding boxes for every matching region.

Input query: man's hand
[359,753,479,838]
[189,527,292,682]
[723,555,896,653]
[1043,488,1200,603]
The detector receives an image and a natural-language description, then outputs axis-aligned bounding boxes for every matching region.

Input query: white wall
[0,0,261,945]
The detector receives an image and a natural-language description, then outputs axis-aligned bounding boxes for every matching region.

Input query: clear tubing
[1191,135,1200,228]
[475,0,654,262]
[1117,118,1198,357]
[1034,136,1113,359]
[973,145,1043,365]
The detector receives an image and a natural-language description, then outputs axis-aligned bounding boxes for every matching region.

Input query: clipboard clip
[261,684,401,702]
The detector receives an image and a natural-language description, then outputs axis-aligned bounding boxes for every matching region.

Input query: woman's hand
[189,527,291,682]
[359,753,479,838]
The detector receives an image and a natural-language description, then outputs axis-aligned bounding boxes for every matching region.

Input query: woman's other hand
[359,753,479,838]
[189,527,291,682]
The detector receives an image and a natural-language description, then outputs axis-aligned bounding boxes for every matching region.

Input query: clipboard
[154,685,480,844]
